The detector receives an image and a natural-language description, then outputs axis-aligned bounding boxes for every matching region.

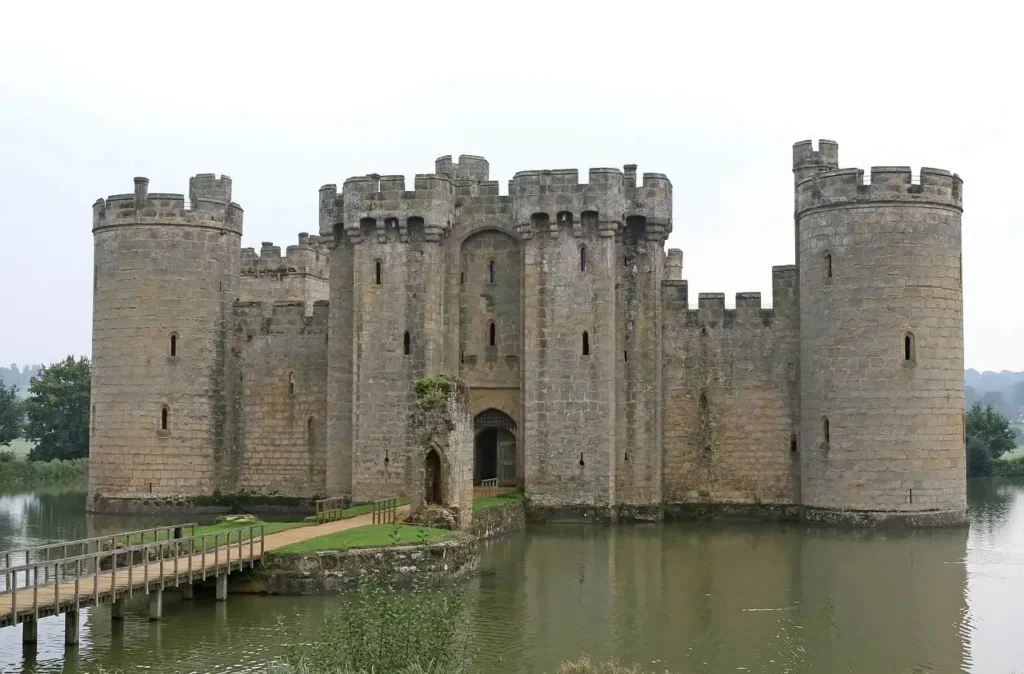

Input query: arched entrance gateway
[474,409,518,487]
[424,448,442,504]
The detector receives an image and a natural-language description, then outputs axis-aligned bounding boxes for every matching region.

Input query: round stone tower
[794,140,966,525]
[88,175,243,512]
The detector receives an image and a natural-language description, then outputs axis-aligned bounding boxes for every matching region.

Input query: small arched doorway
[473,409,518,487]
[424,448,442,504]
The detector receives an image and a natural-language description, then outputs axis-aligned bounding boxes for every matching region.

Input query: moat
[0,481,1021,674]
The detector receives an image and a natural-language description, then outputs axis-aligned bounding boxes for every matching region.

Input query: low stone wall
[232,536,478,595]
[470,501,526,539]
[89,493,316,516]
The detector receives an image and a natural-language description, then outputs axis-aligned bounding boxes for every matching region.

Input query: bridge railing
[0,524,265,623]
[0,522,197,573]
[315,496,347,524]
[479,478,499,498]
[371,497,399,525]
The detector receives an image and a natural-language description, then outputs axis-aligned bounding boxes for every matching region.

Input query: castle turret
[89,175,242,511]
[511,164,672,509]
[321,168,454,501]
[794,141,965,525]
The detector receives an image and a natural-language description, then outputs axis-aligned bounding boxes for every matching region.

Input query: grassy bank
[473,489,524,511]
[0,457,87,488]
[274,524,457,554]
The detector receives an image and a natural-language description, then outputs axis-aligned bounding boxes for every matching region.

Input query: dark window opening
[579,452,585,466]
[160,406,169,431]
[790,434,798,453]
[624,350,628,362]
[488,322,496,347]
[403,332,411,355]
[307,417,315,449]
[580,246,588,272]
[375,260,382,285]
[822,417,830,449]
[488,259,496,283]
[582,331,590,356]
[825,252,832,279]
[460,272,465,284]
[624,255,628,267]
[289,372,295,396]
[170,334,177,357]
[904,332,915,362]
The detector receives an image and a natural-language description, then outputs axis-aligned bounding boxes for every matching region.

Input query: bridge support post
[181,582,194,600]
[148,587,163,620]
[215,573,227,601]
[112,598,125,620]
[65,610,79,646]
[22,618,37,643]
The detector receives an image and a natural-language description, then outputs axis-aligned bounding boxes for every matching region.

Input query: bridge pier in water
[181,581,194,600]
[216,573,228,601]
[148,587,163,620]
[22,617,36,643]
[65,610,78,646]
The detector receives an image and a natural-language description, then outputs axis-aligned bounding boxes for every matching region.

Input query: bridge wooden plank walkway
[0,501,410,636]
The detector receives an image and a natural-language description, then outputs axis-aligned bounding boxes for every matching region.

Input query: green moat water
[0,481,1021,673]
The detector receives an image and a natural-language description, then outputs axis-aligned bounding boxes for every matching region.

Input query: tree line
[0,356,90,461]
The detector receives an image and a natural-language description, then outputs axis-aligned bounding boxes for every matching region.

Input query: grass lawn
[274,524,457,554]
[473,490,524,511]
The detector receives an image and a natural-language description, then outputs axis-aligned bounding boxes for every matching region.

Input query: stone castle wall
[795,143,966,521]
[238,234,329,311]
[89,176,241,505]
[87,142,967,525]
[661,273,800,506]
[228,301,328,497]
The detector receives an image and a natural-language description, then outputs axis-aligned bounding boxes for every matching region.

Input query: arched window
[488,259,496,284]
[582,331,590,356]
[824,252,833,279]
[580,246,587,272]
[160,406,169,431]
[403,331,411,355]
[488,321,496,347]
[904,332,916,363]
[375,260,382,285]
[821,417,830,449]
[169,333,177,357]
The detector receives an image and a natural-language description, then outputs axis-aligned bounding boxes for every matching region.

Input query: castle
[87,140,967,525]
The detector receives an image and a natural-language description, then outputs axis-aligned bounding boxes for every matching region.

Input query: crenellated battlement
[318,171,456,243]
[435,154,489,183]
[796,165,962,214]
[232,300,329,336]
[510,164,672,239]
[240,232,328,278]
[93,175,243,235]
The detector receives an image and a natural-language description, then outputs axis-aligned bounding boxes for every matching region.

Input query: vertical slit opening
[582,331,590,356]
[403,332,410,355]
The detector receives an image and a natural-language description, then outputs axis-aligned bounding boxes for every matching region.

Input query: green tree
[0,379,21,447]
[22,356,90,461]
[965,402,1018,476]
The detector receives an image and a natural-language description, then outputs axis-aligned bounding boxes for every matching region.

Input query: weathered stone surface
[470,501,526,539]
[88,142,967,526]
[232,537,478,595]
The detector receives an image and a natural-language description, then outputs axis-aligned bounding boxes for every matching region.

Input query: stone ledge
[471,501,525,539]
[87,493,316,516]
[800,506,968,528]
[231,536,479,595]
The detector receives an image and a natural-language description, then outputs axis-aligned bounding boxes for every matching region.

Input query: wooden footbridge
[0,497,407,649]
[0,522,265,645]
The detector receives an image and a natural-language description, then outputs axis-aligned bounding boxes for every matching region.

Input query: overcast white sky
[0,1,1018,371]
